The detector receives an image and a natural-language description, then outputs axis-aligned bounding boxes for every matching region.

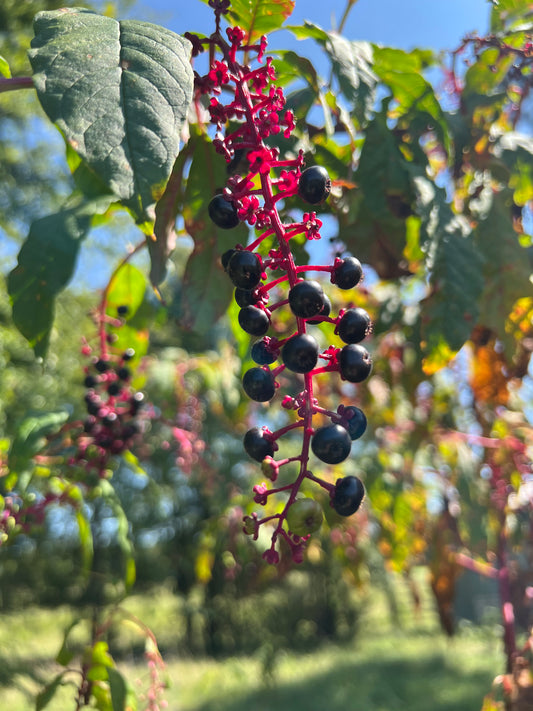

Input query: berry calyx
[227,250,262,289]
[238,306,270,336]
[243,427,275,462]
[333,256,363,290]
[242,367,276,402]
[339,344,372,383]
[337,307,372,344]
[342,406,367,440]
[288,280,326,319]
[281,333,319,374]
[208,194,240,229]
[286,498,323,537]
[311,424,352,464]
[332,476,365,516]
[298,166,331,205]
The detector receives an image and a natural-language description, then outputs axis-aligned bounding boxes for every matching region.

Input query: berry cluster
[191,9,372,563]
[74,307,145,477]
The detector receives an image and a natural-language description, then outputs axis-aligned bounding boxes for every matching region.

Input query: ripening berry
[298,166,331,204]
[242,367,276,402]
[281,333,319,374]
[342,406,367,440]
[311,424,352,464]
[238,306,270,336]
[208,195,240,229]
[288,280,326,319]
[339,344,372,383]
[94,358,110,373]
[337,307,372,344]
[243,427,275,462]
[286,498,323,537]
[332,475,365,516]
[251,339,278,365]
[227,250,262,289]
[333,256,363,289]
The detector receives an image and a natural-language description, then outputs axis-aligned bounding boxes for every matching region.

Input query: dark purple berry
[107,382,121,396]
[243,427,275,462]
[117,305,129,316]
[94,359,110,373]
[332,475,365,516]
[83,417,97,433]
[117,366,131,381]
[238,306,270,336]
[122,348,135,361]
[281,333,319,374]
[337,307,372,344]
[130,392,145,414]
[288,280,326,318]
[342,406,367,440]
[227,250,262,289]
[339,344,372,383]
[298,166,331,204]
[208,195,239,229]
[242,367,276,402]
[234,288,257,307]
[103,412,118,427]
[311,424,352,464]
[307,295,331,324]
[84,375,97,388]
[333,257,363,289]
[251,339,278,365]
[221,249,236,269]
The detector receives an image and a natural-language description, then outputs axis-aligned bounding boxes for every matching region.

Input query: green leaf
[29,8,194,222]
[105,263,147,320]
[8,197,111,357]
[108,667,127,711]
[36,672,68,711]
[490,0,533,32]
[8,410,70,480]
[98,479,136,590]
[286,21,330,43]
[178,130,248,334]
[372,46,448,152]
[492,131,533,204]
[474,189,533,358]
[56,618,83,667]
[76,507,94,573]
[415,178,485,373]
[226,0,295,44]
[0,55,12,78]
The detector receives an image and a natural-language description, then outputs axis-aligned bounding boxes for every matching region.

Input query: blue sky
[132,0,492,54]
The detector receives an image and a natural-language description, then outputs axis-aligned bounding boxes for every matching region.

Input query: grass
[0,569,505,711]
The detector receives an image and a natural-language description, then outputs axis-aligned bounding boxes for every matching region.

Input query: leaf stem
[0,76,33,93]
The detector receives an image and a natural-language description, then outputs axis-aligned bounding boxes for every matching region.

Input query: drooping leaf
[99,479,136,590]
[55,618,83,667]
[36,672,68,711]
[108,667,127,711]
[0,54,12,78]
[29,8,194,222]
[75,506,94,573]
[8,196,111,357]
[178,129,248,334]
[414,177,485,374]
[474,189,533,358]
[8,410,70,480]
[286,21,329,43]
[226,0,295,44]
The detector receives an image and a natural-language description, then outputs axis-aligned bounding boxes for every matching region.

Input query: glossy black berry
[117,305,129,316]
[333,256,363,290]
[242,367,276,402]
[84,375,97,388]
[102,412,118,427]
[221,249,236,270]
[342,406,367,440]
[227,250,262,289]
[281,333,319,374]
[298,166,331,204]
[311,424,352,464]
[307,294,331,325]
[288,280,326,319]
[238,306,270,336]
[122,348,135,361]
[130,391,145,414]
[107,382,121,396]
[117,366,131,381]
[243,427,275,462]
[94,359,110,373]
[337,307,372,344]
[339,344,372,383]
[208,195,239,229]
[251,339,278,365]
[234,288,257,307]
[332,475,365,516]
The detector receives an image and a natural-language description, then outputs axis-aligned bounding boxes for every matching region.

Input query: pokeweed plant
[187,0,371,564]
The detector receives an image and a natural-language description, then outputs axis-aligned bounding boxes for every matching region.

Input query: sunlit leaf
[0,55,12,78]
[226,0,295,44]
[8,410,70,480]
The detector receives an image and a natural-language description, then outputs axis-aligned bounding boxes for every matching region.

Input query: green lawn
[1,571,504,711]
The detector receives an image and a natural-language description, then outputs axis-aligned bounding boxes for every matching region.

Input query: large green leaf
[225,0,295,43]
[178,130,248,334]
[492,132,533,204]
[29,8,194,221]
[490,0,533,32]
[474,189,533,358]
[7,196,111,357]
[415,178,484,374]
